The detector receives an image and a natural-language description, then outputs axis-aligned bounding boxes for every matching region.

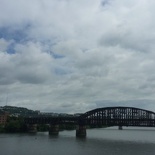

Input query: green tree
[5,116,27,133]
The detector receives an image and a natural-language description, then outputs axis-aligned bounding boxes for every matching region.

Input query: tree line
[0,116,76,133]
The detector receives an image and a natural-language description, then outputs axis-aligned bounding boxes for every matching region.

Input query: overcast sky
[0,0,155,113]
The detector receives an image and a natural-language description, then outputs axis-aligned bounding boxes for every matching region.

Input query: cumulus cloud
[0,0,155,113]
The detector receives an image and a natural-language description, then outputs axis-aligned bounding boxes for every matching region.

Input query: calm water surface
[1,127,155,155]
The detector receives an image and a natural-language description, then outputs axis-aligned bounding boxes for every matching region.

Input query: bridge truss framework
[24,107,155,137]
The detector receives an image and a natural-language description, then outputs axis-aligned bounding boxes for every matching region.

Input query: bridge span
[24,107,155,137]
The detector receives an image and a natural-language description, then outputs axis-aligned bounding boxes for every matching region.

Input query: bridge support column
[49,124,59,135]
[118,126,123,130]
[76,125,86,137]
[27,124,37,133]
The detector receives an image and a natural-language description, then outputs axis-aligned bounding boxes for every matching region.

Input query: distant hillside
[0,106,40,117]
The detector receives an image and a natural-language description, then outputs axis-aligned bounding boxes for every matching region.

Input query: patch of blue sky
[0,25,30,43]
[54,67,71,76]
[6,42,16,54]
[51,51,65,59]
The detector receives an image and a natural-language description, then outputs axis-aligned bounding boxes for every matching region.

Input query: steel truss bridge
[25,106,155,127]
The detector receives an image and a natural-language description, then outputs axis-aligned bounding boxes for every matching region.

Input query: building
[0,111,9,125]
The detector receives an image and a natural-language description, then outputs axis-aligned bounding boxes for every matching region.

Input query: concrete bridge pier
[76,125,86,137]
[118,126,123,130]
[49,124,59,135]
[27,124,37,133]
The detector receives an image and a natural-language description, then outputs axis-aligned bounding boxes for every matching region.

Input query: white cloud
[0,0,155,113]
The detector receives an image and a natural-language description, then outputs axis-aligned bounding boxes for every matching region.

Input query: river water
[1,127,155,155]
